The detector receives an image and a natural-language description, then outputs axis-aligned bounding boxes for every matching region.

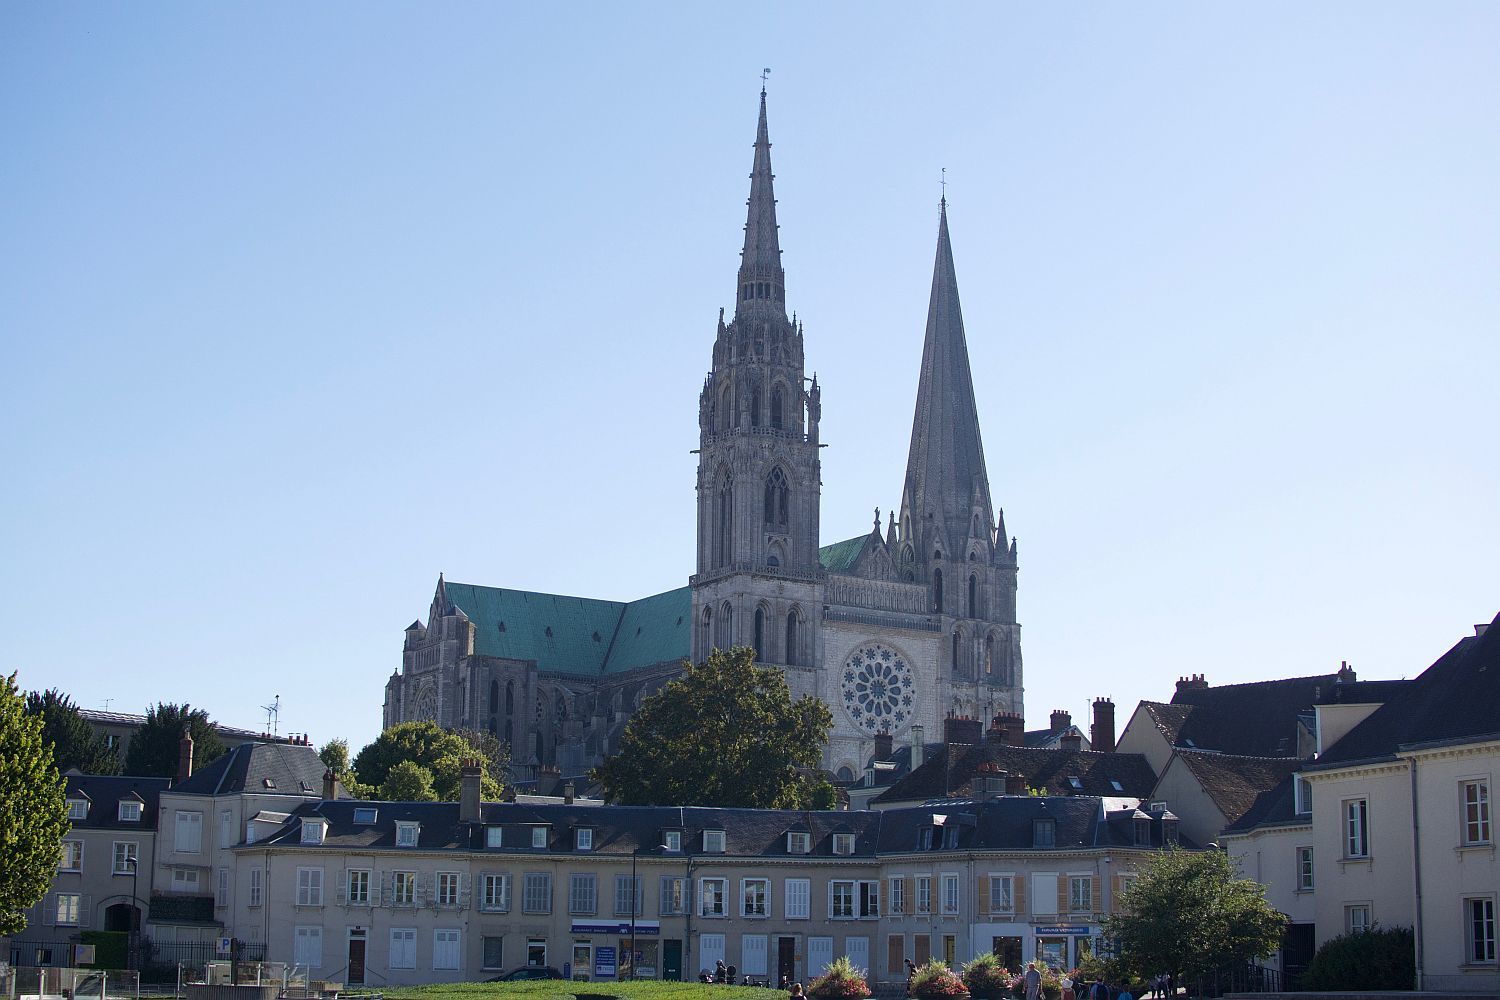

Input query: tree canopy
[351,721,503,801]
[1104,847,1286,986]
[123,703,227,778]
[0,673,70,935]
[24,688,119,775]
[593,646,836,808]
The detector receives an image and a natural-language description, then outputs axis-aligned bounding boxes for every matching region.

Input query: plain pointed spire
[735,88,786,316]
[902,199,993,555]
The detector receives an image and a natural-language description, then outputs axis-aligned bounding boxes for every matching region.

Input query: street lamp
[629,848,639,981]
[124,856,141,972]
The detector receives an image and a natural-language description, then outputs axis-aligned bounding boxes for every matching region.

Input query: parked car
[487,966,564,982]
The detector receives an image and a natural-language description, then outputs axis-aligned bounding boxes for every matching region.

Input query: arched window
[717,602,734,649]
[489,680,499,715]
[968,575,977,618]
[750,384,761,427]
[764,467,789,526]
[556,694,567,723]
[716,470,733,567]
[505,681,514,714]
[934,568,944,613]
[952,630,961,673]
[701,606,713,651]
[720,384,733,432]
[504,719,512,744]
[785,611,799,666]
[770,387,784,429]
[753,607,765,661]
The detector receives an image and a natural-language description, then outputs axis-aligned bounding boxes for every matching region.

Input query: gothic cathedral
[384,91,1023,781]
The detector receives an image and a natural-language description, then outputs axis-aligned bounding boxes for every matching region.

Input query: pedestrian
[1116,982,1134,1000]
[1024,963,1043,1000]
[1061,973,1075,1000]
[790,983,805,999]
[716,960,728,983]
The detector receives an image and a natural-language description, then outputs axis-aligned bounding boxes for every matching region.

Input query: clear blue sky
[4,4,1496,756]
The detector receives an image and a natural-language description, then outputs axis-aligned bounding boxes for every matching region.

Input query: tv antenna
[102,698,113,711]
[261,695,281,736]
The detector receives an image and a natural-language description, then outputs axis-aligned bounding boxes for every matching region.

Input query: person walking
[1024,963,1043,1000]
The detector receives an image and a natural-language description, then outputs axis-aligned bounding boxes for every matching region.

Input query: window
[1345,799,1370,858]
[113,841,138,875]
[527,938,547,967]
[915,876,932,914]
[437,872,460,907]
[172,868,200,892]
[615,875,643,917]
[700,877,727,917]
[989,875,1013,913]
[833,880,880,919]
[56,893,81,925]
[575,828,593,851]
[485,826,503,848]
[118,800,141,822]
[1069,876,1092,912]
[703,829,726,853]
[301,820,326,845]
[350,805,377,825]
[59,841,83,872]
[786,612,799,665]
[481,873,511,912]
[348,869,371,905]
[390,928,416,970]
[296,867,324,906]
[216,868,229,907]
[934,568,943,613]
[968,575,977,617]
[67,799,88,821]
[1468,898,1496,964]
[660,877,689,916]
[393,871,416,905]
[941,875,960,915]
[294,926,322,969]
[764,468,789,526]
[396,822,420,848]
[1296,848,1314,891]
[1294,776,1313,815]
[742,878,770,917]
[1464,780,1492,845]
[1346,904,1372,935]
[1134,818,1151,846]
[220,810,234,849]
[523,873,552,913]
[482,935,505,971]
[1033,818,1056,849]
[785,878,810,919]
[569,874,597,915]
[831,881,854,919]
[249,867,263,907]
[754,607,766,660]
[531,826,548,849]
[833,833,856,855]
[433,929,461,971]
[787,831,811,854]
[890,877,907,915]
[174,810,203,853]
[663,830,682,852]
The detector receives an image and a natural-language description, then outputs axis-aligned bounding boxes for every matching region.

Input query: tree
[0,673,70,934]
[381,759,437,802]
[1300,926,1415,991]
[123,703,226,778]
[351,722,502,801]
[318,738,350,775]
[453,727,511,787]
[24,688,119,775]
[593,646,835,807]
[1104,848,1286,990]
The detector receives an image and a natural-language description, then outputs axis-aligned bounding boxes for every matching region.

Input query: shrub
[911,960,969,998]
[1300,925,1414,991]
[961,953,1010,997]
[809,956,871,999]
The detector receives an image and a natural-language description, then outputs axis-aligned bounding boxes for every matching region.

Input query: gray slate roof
[63,774,169,829]
[873,743,1157,804]
[173,741,328,797]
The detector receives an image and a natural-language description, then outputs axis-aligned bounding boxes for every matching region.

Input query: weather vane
[761,67,770,91]
[941,167,947,205]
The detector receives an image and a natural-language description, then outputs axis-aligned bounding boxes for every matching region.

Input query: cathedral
[383,91,1023,781]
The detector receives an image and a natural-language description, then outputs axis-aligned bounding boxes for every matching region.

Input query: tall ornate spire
[902,200,993,557]
[735,88,785,317]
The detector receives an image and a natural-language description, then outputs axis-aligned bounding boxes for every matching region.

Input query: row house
[229,765,1187,988]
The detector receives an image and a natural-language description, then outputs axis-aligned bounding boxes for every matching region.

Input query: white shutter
[699,933,725,975]
[845,936,869,974]
[807,937,834,977]
[741,935,768,976]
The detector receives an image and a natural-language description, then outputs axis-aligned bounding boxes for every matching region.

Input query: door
[993,937,1022,970]
[663,940,683,982]
[346,933,366,986]
[572,942,592,982]
[845,937,869,976]
[778,937,797,986]
[807,937,834,979]
[1282,924,1315,988]
[699,933,725,980]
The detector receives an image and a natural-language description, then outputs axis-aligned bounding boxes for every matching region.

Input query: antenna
[261,695,281,736]
[102,698,113,711]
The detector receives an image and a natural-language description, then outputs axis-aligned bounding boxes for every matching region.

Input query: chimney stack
[987,711,1024,746]
[910,726,925,770]
[1091,697,1116,753]
[1050,710,1071,735]
[1004,772,1028,795]
[943,713,982,745]
[1175,673,1209,693]
[322,768,341,800]
[176,731,194,785]
[459,758,483,823]
[1060,732,1083,751]
[563,781,576,805]
[873,730,894,761]
[1336,660,1357,684]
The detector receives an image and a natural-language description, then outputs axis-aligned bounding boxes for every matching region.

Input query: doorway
[992,937,1022,971]
[663,940,683,981]
[778,937,797,986]
[347,930,366,987]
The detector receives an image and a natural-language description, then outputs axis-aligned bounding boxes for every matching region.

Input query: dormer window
[703,829,726,854]
[918,827,935,851]
[1163,819,1180,845]
[118,801,141,822]
[575,828,593,851]
[531,826,548,849]
[787,832,811,855]
[833,833,855,856]
[396,821,420,848]
[1149,800,1168,812]
[1134,818,1151,846]
[486,826,504,848]
[663,830,682,852]
[1067,775,1083,792]
[353,807,378,825]
[67,799,89,821]
[301,819,327,845]
[262,778,276,789]
[1032,817,1056,849]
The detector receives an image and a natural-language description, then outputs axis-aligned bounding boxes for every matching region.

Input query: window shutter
[1111,874,1124,914]
[1090,875,1101,914]
[1013,877,1026,915]
[81,896,94,928]
[905,876,915,910]
[978,875,990,913]
[459,874,471,910]
[381,872,392,908]
[337,872,347,907]
[1057,877,1069,915]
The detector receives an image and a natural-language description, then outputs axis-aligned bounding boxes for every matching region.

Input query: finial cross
[761,67,770,91]
[941,167,947,205]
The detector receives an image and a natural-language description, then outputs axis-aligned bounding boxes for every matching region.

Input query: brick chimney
[459,758,483,823]
[1091,697,1116,753]
[1004,772,1028,795]
[943,713,982,745]
[910,725,924,769]
[563,781,575,805]
[322,768,340,800]
[1059,732,1083,751]
[874,730,894,761]
[987,711,1024,746]
[1050,710,1071,735]
[176,731,194,785]
[1175,673,1209,693]
[1336,660,1357,684]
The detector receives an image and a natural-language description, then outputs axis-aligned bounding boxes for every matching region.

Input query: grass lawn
[386,981,781,1000]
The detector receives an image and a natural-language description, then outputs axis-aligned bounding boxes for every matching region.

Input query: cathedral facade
[383,91,1023,781]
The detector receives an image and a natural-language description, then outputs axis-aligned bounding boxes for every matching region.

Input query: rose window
[841,643,915,734]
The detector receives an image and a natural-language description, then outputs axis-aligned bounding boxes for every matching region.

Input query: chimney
[1050,710,1071,735]
[873,730,894,761]
[459,758,483,823]
[1060,732,1083,751]
[322,768,340,800]
[176,731,194,785]
[1175,673,1209,693]
[1004,772,1028,795]
[1091,697,1116,753]
[1336,660,1357,684]
[910,726,925,770]
[987,711,1023,746]
[1477,623,1490,638]
[943,713,982,745]
[563,781,575,805]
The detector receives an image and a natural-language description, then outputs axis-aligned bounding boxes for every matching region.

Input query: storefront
[1032,925,1097,970]
[569,921,661,981]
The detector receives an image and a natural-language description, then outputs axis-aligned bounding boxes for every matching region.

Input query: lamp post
[629,848,639,980]
[124,856,140,972]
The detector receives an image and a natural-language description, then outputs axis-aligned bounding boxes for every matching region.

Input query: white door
[844,936,869,975]
[807,936,834,978]
[741,934,768,977]
[699,933,725,979]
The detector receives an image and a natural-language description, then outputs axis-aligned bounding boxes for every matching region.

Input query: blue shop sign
[1035,926,1093,936]
[595,947,617,977]
[571,921,661,936]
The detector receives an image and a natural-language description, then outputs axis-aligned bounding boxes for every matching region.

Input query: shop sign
[571,921,661,935]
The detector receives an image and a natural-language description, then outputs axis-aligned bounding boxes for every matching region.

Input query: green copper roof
[443,582,689,677]
[819,534,867,573]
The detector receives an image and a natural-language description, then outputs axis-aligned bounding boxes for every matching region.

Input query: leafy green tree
[352,722,502,801]
[123,703,226,778]
[453,727,511,787]
[0,673,70,934]
[318,738,350,775]
[1104,847,1285,990]
[593,646,834,807]
[24,688,119,775]
[381,759,437,802]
